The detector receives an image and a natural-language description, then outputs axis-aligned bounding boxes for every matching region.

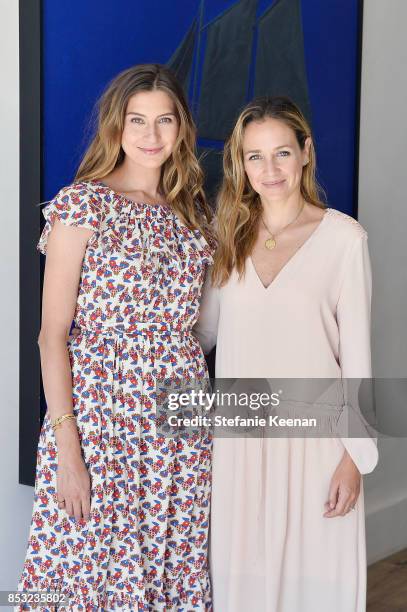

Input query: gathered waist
[77,321,194,339]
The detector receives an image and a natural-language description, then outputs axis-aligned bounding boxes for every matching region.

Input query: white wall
[0,0,34,593]
[358,0,407,564]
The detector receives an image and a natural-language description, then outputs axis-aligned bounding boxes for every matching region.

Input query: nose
[264,156,280,175]
[143,121,160,143]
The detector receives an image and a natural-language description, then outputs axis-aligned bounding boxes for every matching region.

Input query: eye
[158,116,173,124]
[130,117,144,124]
[276,150,290,157]
[248,154,262,161]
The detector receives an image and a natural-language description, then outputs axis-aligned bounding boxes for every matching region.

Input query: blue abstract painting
[43,0,362,214]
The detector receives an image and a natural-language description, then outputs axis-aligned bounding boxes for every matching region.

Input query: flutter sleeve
[192,266,220,355]
[336,233,379,474]
[37,182,102,255]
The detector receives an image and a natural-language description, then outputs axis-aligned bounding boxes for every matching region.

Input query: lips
[139,147,164,155]
[262,179,286,187]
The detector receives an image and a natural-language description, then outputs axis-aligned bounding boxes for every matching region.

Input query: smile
[262,179,286,187]
[138,147,164,155]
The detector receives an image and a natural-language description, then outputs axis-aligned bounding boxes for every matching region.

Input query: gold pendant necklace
[265,237,276,250]
[262,201,305,250]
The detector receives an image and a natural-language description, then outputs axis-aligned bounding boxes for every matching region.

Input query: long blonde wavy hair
[212,96,326,286]
[75,63,213,237]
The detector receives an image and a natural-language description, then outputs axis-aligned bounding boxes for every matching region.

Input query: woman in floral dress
[17,64,215,611]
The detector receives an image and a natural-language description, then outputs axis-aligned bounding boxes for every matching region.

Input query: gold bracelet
[51,413,76,431]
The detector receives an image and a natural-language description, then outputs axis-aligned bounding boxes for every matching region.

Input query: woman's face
[242,117,310,203]
[121,90,179,169]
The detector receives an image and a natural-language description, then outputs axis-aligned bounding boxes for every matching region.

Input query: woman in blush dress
[17,64,215,611]
[193,96,378,612]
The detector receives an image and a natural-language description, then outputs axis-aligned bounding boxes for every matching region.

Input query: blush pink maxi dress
[193,208,379,612]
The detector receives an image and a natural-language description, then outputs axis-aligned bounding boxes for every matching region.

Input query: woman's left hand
[323,450,361,518]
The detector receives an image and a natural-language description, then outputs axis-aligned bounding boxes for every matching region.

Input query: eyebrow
[243,145,292,155]
[126,111,177,118]
[244,145,293,154]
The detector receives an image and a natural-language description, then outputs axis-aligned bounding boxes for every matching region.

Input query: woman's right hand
[56,452,91,522]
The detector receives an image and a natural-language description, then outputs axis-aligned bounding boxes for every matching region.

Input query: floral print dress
[16,180,215,611]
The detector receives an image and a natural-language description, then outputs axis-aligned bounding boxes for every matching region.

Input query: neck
[109,157,162,198]
[260,192,304,231]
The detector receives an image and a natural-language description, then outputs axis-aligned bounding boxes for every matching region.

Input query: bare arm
[39,219,94,521]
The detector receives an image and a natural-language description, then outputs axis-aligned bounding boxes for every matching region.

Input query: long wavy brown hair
[75,63,213,237]
[212,96,326,286]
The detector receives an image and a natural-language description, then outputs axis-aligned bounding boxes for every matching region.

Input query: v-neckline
[249,208,331,291]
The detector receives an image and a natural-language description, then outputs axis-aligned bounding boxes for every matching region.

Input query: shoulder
[42,180,105,231]
[53,180,102,204]
[325,208,368,244]
[50,181,106,220]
